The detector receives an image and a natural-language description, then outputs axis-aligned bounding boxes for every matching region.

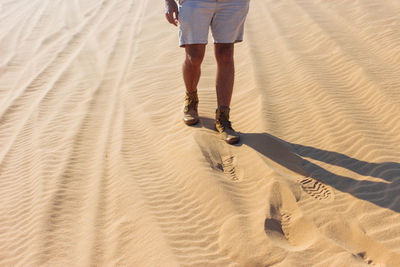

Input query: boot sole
[225,136,240,145]
[183,118,199,126]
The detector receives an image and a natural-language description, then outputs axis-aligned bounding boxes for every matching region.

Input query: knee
[215,45,234,64]
[185,48,205,68]
[186,54,203,67]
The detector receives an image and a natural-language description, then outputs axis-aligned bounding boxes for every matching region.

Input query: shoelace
[218,113,233,130]
[185,93,198,111]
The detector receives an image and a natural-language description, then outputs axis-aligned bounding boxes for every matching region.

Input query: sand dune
[1,0,400,266]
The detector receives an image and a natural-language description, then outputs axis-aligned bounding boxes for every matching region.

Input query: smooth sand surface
[1,0,400,266]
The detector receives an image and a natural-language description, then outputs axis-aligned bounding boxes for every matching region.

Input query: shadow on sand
[244,132,400,213]
[199,117,400,212]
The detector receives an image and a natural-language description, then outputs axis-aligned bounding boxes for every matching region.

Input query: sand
[1,0,400,266]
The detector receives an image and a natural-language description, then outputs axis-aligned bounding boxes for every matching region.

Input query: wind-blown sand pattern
[1,0,400,266]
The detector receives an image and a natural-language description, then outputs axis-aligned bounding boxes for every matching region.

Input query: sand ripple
[1,0,400,265]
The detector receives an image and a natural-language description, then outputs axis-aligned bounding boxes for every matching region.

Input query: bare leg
[214,43,235,107]
[214,43,239,144]
[183,44,206,93]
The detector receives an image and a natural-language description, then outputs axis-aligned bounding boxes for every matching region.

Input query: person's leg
[182,44,206,125]
[214,43,234,107]
[210,0,249,107]
[178,0,212,126]
[183,44,206,93]
[214,43,239,144]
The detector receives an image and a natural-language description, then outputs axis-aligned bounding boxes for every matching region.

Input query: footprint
[219,155,241,181]
[218,211,287,266]
[297,176,334,201]
[265,182,318,251]
[321,218,400,266]
[195,132,243,181]
[355,252,373,265]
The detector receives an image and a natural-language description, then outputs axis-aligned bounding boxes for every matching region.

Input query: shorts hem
[179,41,208,47]
[213,39,243,44]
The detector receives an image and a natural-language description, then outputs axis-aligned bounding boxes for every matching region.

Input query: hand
[165,0,179,26]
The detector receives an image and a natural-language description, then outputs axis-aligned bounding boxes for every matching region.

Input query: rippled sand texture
[1,0,400,266]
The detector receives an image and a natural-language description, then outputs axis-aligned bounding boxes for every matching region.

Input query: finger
[165,12,172,23]
[169,10,177,26]
[168,12,177,26]
[165,12,174,24]
[175,9,179,21]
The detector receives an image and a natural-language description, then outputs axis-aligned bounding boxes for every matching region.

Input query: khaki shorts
[178,0,250,47]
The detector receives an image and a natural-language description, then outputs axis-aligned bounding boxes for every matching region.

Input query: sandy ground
[1,0,400,266]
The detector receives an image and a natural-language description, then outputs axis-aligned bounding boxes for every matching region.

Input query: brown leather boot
[183,90,199,125]
[215,106,240,144]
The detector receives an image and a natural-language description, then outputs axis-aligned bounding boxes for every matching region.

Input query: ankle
[186,89,197,95]
[216,106,230,116]
[217,105,230,111]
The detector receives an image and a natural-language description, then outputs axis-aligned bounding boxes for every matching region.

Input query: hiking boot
[215,106,240,144]
[183,90,199,125]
